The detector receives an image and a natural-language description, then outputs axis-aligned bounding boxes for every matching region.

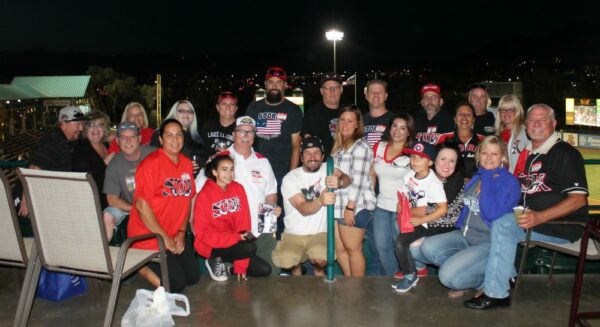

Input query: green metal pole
[326,157,335,282]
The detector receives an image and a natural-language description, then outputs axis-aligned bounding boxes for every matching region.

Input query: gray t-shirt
[103,146,156,204]
[461,181,490,245]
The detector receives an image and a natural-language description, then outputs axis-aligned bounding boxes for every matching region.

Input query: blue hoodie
[455,166,521,229]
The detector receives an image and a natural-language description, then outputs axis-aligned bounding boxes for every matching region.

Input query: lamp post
[325,30,344,74]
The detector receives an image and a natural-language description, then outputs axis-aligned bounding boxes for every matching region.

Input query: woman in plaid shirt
[331,105,377,276]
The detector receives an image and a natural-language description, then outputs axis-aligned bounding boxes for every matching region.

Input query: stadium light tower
[325,30,344,74]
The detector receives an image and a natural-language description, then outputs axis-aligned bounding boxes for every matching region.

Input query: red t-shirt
[108,128,154,154]
[193,179,251,274]
[128,148,195,250]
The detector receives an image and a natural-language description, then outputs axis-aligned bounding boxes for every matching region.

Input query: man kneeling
[272,136,350,276]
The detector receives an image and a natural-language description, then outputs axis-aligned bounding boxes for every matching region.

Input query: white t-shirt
[281,164,328,235]
[195,147,277,236]
[372,141,411,211]
[403,170,446,227]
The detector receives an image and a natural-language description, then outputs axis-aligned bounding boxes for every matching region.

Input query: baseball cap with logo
[301,136,325,154]
[117,121,140,137]
[236,116,256,128]
[58,106,85,122]
[403,142,437,161]
[421,83,441,96]
[265,67,287,81]
[320,72,342,86]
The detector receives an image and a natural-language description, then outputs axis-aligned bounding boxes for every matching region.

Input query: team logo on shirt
[212,196,241,218]
[162,177,193,197]
[531,162,542,172]
[256,112,283,139]
[417,127,440,144]
[329,118,338,138]
[519,172,552,194]
[251,170,263,184]
[301,178,323,201]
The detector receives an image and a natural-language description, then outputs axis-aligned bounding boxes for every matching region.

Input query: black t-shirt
[474,111,496,136]
[29,127,75,171]
[201,119,235,157]
[363,111,396,148]
[437,131,483,178]
[245,99,303,181]
[301,101,339,156]
[518,140,589,242]
[72,139,108,208]
[415,109,456,144]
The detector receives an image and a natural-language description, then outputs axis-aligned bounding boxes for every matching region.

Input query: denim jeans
[484,212,570,298]
[364,210,385,276]
[420,230,490,290]
[372,207,400,276]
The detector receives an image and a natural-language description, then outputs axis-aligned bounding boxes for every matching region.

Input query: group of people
[18,66,589,310]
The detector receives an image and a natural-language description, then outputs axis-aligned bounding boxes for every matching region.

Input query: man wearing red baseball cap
[415,83,455,144]
[245,67,303,216]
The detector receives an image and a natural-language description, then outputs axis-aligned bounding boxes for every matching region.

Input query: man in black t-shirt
[415,83,455,144]
[363,79,395,148]
[465,103,589,310]
[468,83,496,136]
[201,91,238,156]
[301,72,342,156]
[18,106,86,217]
[246,66,303,186]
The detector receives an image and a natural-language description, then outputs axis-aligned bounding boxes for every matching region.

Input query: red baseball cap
[421,83,441,96]
[217,91,238,104]
[265,67,287,81]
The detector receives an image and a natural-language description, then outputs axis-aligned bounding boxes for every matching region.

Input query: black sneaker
[205,257,228,281]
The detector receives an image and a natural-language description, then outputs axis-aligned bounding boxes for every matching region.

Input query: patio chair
[514,220,600,294]
[0,170,33,290]
[13,168,170,327]
[569,217,600,327]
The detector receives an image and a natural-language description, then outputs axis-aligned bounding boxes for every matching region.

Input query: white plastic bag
[121,287,190,327]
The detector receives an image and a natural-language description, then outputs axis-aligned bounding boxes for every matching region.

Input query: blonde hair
[165,100,202,143]
[475,135,509,169]
[121,102,149,128]
[331,105,364,155]
[83,110,110,141]
[495,95,525,136]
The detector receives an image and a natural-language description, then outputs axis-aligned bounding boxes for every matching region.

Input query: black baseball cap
[301,136,325,154]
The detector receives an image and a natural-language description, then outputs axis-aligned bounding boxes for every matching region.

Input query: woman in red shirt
[128,118,198,292]
[194,154,271,281]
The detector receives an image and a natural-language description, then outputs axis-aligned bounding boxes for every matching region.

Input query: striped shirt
[332,138,376,218]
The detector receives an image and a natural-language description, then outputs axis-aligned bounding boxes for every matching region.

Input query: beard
[303,160,322,173]
[266,89,283,104]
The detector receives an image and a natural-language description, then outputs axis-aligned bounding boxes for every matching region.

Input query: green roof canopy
[0,75,91,100]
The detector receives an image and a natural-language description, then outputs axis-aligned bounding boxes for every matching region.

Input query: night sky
[3,0,600,71]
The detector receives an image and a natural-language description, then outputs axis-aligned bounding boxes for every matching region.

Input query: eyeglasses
[118,135,139,142]
[422,94,440,101]
[499,108,516,113]
[235,130,255,136]
[321,86,341,92]
[177,109,194,115]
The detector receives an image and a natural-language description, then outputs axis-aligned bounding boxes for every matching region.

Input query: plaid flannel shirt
[332,138,376,218]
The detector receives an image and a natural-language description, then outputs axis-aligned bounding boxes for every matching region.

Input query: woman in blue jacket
[420,135,521,298]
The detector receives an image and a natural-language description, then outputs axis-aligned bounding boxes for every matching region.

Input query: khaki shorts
[272,232,328,269]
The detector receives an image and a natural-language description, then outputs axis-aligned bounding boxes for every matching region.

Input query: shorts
[103,206,129,226]
[335,209,372,229]
[272,232,328,269]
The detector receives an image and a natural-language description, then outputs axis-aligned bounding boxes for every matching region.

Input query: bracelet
[338,179,344,188]
[345,206,355,212]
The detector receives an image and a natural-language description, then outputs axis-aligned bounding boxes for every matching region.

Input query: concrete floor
[1,268,599,327]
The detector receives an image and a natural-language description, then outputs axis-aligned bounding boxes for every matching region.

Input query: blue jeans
[372,207,400,276]
[484,212,570,298]
[421,230,490,290]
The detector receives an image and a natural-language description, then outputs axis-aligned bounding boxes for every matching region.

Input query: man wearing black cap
[301,73,343,156]
[18,105,86,217]
[468,83,496,136]
[246,67,303,187]
[273,136,350,276]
